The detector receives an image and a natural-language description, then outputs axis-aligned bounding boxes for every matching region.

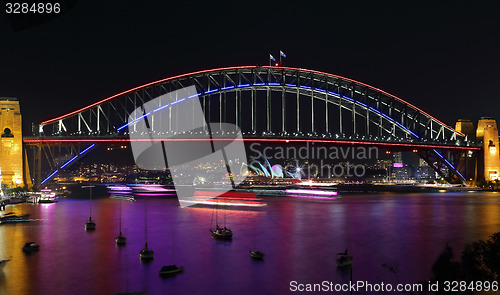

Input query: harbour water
[1,192,499,295]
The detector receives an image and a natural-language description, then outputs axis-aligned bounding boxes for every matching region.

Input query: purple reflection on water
[286,188,338,196]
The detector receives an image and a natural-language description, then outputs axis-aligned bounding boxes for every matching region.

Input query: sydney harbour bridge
[22,65,480,186]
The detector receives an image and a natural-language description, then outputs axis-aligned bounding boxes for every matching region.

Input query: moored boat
[0,212,30,224]
[159,265,184,276]
[140,245,154,261]
[249,250,264,260]
[22,242,40,252]
[115,201,126,245]
[210,225,233,240]
[116,232,126,245]
[84,186,96,230]
[38,189,58,203]
[336,249,352,267]
[85,217,96,230]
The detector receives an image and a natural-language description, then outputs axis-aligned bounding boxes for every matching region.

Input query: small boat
[210,198,233,240]
[38,190,58,203]
[140,244,154,261]
[0,212,30,224]
[22,242,40,252]
[210,225,233,240]
[159,265,184,276]
[140,201,153,261]
[336,249,352,267]
[116,232,126,245]
[115,201,126,245]
[85,217,96,230]
[0,259,10,270]
[38,197,57,203]
[84,185,96,231]
[249,250,264,260]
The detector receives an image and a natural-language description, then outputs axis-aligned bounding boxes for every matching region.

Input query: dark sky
[1,0,500,134]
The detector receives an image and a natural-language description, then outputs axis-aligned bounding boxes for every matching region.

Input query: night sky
[1,1,500,134]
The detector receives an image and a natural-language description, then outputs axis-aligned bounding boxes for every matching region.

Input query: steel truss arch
[38,66,468,147]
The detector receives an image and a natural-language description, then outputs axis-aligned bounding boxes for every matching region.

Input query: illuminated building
[476,117,500,181]
[455,119,476,142]
[0,98,24,187]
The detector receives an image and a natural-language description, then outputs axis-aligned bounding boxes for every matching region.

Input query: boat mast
[224,203,226,228]
[215,198,219,227]
[144,200,148,248]
[89,186,92,219]
[119,201,122,234]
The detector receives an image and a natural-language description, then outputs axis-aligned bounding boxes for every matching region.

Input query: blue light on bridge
[136,112,151,121]
[60,155,78,169]
[41,170,59,185]
[433,149,466,180]
[153,103,172,113]
[171,98,186,105]
[79,144,96,155]
[114,82,422,142]
[42,144,97,184]
[342,95,354,102]
[205,89,218,94]
[117,121,134,131]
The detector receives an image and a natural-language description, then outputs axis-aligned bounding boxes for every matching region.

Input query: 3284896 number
[5,3,60,14]
[443,281,498,292]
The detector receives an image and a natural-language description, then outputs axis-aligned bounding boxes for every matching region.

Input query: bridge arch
[39,66,465,145]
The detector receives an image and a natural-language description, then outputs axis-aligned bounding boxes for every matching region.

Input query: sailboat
[249,222,263,260]
[210,198,232,240]
[115,201,126,245]
[336,249,353,267]
[116,245,145,295]
[249,250,264,260]
[159,226,183,277]
[84,185,96,230]
[139,201,153,261]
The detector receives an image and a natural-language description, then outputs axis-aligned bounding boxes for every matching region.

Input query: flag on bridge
[269,54,276,66]
[279,50,286,65]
